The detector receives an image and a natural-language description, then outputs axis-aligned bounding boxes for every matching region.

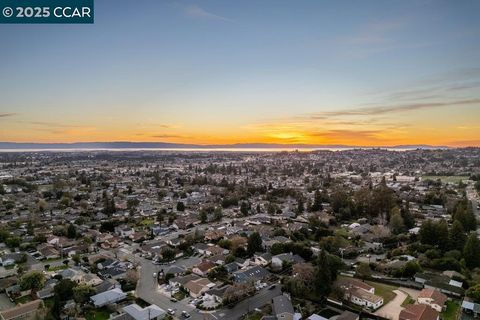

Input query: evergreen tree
[389,207,405,234]
[313,250,332,296]
[464,233,480,269]
[401,202,415,229]
[247,232,263,256]
[449,220,467,251]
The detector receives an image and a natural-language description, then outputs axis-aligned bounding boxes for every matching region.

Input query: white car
[167,309,175,315]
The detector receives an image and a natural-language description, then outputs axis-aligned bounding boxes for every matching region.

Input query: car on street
[167,308,175,315]
[182,311,191,318]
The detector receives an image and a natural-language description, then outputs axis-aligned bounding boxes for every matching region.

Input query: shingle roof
[273,295,294,316]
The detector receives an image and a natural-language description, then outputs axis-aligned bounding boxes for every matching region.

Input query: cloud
[0,113,16,118]
[182,4,231,22]
[345,20,405,45]
[309,98,480,118]
[150,134,186,139]
[27,121,85,128]
[310,129,385,141]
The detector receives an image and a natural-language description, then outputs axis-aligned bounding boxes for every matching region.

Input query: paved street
[136,255,201,320]
[133,250,282,320]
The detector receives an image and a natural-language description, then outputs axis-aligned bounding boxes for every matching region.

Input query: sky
[1,0,480,146]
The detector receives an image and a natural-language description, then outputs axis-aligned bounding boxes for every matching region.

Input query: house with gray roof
[273,295,294,320]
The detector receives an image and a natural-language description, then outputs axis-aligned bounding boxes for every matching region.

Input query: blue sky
[1,0,479,145]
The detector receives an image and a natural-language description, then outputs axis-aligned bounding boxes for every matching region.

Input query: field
[365,280,398,304]
[422,176,469,183]
[441,300,460,320]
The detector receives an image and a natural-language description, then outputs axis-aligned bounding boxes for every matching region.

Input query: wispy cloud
[309,98,480,118]
[345,20,405,45]
[0,113,16,118]
[26,121,85,128]
[310,129,387,142]
[181,4,231,22]
[150,134,187,139]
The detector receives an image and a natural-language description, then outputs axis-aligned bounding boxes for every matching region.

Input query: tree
[54,279,76,300]
[176,201,185,212]
[311,190,323,211]
[72,254,81,266]
[213,207,223,221]
[419,220,449,250]
[199,210,208,223]
[464,233,480,269]
[20,271,45,292]
[449,220,467,251]
[52,279,77,318]
[37,199,48,212]
[356,262,372,279]
[389,207,405,234]
[73,284,95,304]
[247,232,263,256]
[66,223,77,239]
[402,261,422,277]
[313,250,332,296]
[240,201,250,216]
[466,284,480,303]
[297,198,305,214]
[161,248,176,261]
[401,202,415,229]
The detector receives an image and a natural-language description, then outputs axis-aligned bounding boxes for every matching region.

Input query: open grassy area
[401,295,415,307]
[48,265,68,272]
[139,219,155,226]
[441,300,460,320]
[173,290,187,301]
[422,176,469,183]
[85,308,111,320]
[15,295,33,304]
[365,280,398,304]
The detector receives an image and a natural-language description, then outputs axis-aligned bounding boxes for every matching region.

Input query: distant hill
[0,141,451,150]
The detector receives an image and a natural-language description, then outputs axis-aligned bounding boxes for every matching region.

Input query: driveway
[399,287,420,300]
[374,289,407,320]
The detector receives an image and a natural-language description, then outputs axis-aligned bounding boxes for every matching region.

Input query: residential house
[461,297,480,317]
[0,300,43,320]
[399,304,439,320]
[272,295,295,320]
[336,278,383,310]
[271,253,304,271]
[90,288,127,307]
[183,278,215,298]
[233,266,270,284]
[119,303,166,320]
[192,260,216,277]
[417,289,448,312]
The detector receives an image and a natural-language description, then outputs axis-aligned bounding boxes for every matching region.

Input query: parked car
[182,311,191,318]
[167,308,175,315]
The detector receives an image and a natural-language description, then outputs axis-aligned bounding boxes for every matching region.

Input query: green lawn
[85,309,111,320]
[48,265,68,272]
[173,290,187,301]
[365,280,398,304]
[140,218,155,226]
[422,176,469,183]
[401,295,415,307]
[441,300,460,320]
[15,295,33,304]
